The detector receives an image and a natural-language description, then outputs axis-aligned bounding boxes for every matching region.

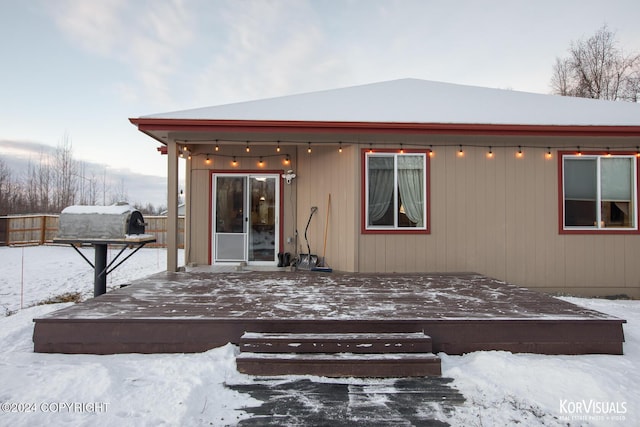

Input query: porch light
[516,146,523,158]
[605,148,612,157]
[258,157,264,167]
[338,142,343,153]
[205,155,212,165]
[399,144,404,154]
[284,155,291,165]
[232,156,238,167]
[636,147,640,158]
[245,142,250,153]
[429,146,434,158]
[215,140,220,151]
[368,143,373,153]
[457,145,464,157]
[576,146,582,156]
[307,142,312,154]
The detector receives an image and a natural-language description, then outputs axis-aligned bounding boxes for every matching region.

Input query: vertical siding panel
[492,145,508,280]
[504,147,518,284]
[432,146,448,271]
[624,236,640,294]
[446,145,458,271]
[531,149,546,287]
[466,145,479,273]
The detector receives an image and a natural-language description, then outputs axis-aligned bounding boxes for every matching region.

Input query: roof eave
[129,118,640,139]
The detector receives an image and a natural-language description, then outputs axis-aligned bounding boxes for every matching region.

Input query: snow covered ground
[0,246,638,426]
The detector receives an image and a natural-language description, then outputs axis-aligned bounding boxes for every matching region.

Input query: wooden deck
[33,272,626,356]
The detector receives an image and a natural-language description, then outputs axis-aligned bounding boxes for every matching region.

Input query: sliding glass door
[213,174,279,264]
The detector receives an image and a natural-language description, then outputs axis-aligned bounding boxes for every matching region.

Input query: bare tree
[551,25,640,102]
[52,134,78,211]
[550,57,573,96]
[21,152,52,213]
[0,158,13,214]
[109,178,129,204]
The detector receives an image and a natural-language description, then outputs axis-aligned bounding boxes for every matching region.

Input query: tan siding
[189,168,210,265]
[294,144,358,271]
[356,137,640,297]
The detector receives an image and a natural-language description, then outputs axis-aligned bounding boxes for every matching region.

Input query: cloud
[192,0,349,105]
[48,0,195,107]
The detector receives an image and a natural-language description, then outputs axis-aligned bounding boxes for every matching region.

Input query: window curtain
[601,158,632,201]
[368,156,394,223]
[564,159,597,200]
[397,156,424,227]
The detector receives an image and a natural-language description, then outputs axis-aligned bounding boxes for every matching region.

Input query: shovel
[297,207,318,270]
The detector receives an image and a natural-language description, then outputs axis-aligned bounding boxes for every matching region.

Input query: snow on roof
[142,78,640,127]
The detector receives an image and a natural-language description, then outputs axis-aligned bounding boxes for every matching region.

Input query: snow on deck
[36,272,620,321]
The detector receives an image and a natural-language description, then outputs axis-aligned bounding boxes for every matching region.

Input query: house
[130,78,640,298]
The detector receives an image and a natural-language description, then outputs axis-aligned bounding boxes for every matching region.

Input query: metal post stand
[94,243,108,297]
[55,236,156,299]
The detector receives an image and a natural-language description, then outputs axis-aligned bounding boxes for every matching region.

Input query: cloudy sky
[1,0,639,204]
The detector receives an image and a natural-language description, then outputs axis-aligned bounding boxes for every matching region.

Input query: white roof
[143,78,640,127]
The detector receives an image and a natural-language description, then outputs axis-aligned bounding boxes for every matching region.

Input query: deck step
[236,352,442,377]
[240,332,433,354]
[237,331,441,377]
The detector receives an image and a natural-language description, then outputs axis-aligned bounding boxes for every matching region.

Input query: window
[363,151,429,233]
[561,153,638,232]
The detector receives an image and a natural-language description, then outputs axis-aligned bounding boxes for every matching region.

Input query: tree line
[0,136,165,216]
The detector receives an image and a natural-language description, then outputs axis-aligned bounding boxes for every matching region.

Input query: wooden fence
[0,215,184,248]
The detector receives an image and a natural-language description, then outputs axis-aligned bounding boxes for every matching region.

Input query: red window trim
[557,150,640,235]
[360,149,431,235]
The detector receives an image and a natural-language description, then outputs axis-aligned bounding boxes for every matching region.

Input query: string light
[174,141,640,166]
[545,148,553,159]
[486,147,494,159]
